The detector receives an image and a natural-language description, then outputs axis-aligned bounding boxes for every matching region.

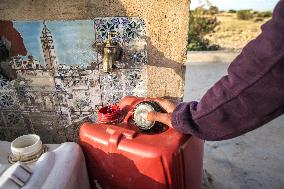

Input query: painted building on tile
[0,18,147,142]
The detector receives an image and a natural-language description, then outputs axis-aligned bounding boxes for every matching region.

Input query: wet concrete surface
[184,51,284,189]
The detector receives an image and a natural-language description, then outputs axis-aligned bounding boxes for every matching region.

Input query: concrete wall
[0,0,189,142]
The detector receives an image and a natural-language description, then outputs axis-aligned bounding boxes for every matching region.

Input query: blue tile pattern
[0,18,147,139]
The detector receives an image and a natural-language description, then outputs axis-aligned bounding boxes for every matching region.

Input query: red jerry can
[79,97,204,189]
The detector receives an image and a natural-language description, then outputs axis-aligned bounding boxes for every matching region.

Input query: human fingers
[118,96,143,108]
[147,111,173,127]
[150,98,177,113]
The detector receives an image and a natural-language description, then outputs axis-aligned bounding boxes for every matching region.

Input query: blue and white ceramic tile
[16,91,56,112]
[94,18,122,43]
[101,91,125,105]
[0,91,19,110]
[94,17,147,69]
[100,71,124,92]
[10,56,45,70]
[67,91,92,111]
[15,70,55,92]
[0,111,6,127]
[124,69,145,89]
[118,48,147,69]
[0,18,148,136]
[70,111,94,123]
[123,18,147,42]
[0,75,14,91]
[1,110,26,127]
[57,112,72,126]
[94,17,146,43]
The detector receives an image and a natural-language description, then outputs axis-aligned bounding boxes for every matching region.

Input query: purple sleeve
[172,0,284,141]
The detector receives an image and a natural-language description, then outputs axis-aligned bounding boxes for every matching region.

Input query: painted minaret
[40,21,57,70]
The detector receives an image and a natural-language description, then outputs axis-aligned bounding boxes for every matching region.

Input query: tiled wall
[0,18,147,142]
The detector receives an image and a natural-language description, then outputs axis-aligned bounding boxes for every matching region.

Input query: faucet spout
[103,32,121,73]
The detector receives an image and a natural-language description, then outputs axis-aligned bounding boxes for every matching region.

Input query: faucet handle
[106,32,117,46]
[107,31,117,41]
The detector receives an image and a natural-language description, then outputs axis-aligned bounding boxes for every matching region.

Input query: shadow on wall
[0,0,186,143]
[146,39,186,80]
[87,0,187,100]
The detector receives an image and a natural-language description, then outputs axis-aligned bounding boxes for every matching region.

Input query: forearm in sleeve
[172,0,284,141]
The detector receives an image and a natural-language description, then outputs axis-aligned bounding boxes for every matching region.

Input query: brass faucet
[103,32,121,73]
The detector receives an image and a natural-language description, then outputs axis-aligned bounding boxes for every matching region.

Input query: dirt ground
[186,51,284,189]
[205,13,270,50]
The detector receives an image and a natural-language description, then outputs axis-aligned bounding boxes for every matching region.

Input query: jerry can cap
[133,101,163,130]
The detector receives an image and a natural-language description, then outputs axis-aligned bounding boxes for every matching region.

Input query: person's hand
[146,98,177,128]
[118,96,177,127]
[118,96,142,109]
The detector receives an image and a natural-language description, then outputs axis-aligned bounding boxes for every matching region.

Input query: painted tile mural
[0,18,147,142]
